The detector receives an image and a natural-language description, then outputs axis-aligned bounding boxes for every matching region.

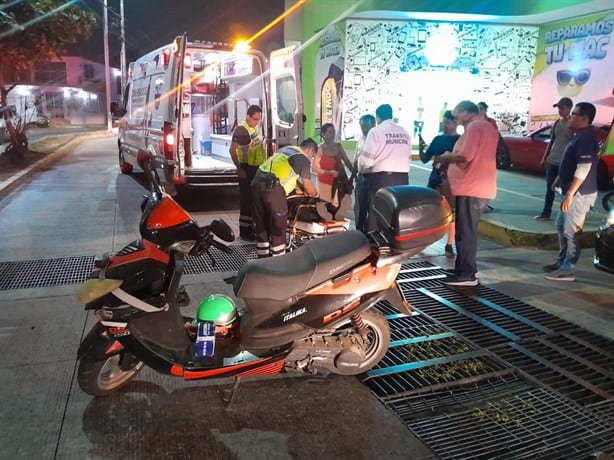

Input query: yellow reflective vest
[236,121,266,166]
[258,146,303,195]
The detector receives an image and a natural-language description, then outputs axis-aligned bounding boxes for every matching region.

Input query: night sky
[72,0,286,66]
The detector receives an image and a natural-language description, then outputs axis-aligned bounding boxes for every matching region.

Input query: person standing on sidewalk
[535,97,574,221]
[353,113,376,233]
[436,100,499,286]
[543,102,600,282]
[419,109,460,258]
[229,105,266,240]
[360,104,412,232]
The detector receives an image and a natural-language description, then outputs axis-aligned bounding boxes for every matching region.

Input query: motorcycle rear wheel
[329,310,390,376]
[78,353,144,397]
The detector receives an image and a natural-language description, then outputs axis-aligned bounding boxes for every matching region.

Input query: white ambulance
[115,35,304,195]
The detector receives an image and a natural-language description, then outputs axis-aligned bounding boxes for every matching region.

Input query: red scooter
[76,172,452,397]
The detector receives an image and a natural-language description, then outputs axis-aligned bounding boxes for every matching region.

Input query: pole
[120,0,126,94]
[103,0,112,132]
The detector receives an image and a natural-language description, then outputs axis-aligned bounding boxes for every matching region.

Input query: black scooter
[76,171,452,398]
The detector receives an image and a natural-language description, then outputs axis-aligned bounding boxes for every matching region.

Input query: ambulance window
[276,76,295,124]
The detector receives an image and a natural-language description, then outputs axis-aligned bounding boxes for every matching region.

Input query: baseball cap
[553,97,573,108]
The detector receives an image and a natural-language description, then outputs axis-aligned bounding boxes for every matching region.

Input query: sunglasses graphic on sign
[557,69,591,86]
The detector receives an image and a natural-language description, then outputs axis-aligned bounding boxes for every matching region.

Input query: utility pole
[103,0,112,132]
[120,0,126,93]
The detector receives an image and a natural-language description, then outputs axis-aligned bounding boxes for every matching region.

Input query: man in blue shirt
[544,102,600,281]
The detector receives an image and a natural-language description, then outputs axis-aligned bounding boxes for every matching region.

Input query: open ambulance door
[270,46,304,150]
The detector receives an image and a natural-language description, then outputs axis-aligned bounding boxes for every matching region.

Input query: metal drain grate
[389,374,531,421]
[184,243,257,274]
[0,244,258,291]
[386,312,450,343]
[401,285,578,349]
[365,349,511,400]
[408,388,614,460]
[497,337,614,406]
[0,256,95,290]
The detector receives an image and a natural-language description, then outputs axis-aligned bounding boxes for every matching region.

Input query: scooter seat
[234,230,371,301]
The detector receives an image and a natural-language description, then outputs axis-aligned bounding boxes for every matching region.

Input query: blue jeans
[455,196,490,279]
[354,174,370,233]
[542,164,559,215]
[554,192,597,271]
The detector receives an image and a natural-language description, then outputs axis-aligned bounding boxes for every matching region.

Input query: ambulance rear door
[269,46,304,149]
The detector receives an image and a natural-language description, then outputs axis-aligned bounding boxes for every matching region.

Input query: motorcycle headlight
[171,240,197,254]
[606,210,614,226]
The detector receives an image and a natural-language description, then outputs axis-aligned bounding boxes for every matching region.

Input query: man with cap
[535,97,574,221]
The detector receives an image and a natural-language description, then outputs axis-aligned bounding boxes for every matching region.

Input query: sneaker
[445,244,455,258]
[315,201,333,221]
[544,269,575,281]
[334,195,351,220]
[542,263,560,273]
[443,276,479,287]
[534,213,551,221]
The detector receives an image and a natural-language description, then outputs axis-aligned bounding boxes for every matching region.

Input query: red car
[500,124,612,189]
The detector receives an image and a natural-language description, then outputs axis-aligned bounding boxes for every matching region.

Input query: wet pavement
[0,133,612,459]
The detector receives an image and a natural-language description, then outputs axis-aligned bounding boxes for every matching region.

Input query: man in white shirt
[361,104,412,232]
[353,114,376,233]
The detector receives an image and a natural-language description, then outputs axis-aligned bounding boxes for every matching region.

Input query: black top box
[372,185,453,251]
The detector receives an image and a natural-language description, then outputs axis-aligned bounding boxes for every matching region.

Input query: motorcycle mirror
[209,219,235,243]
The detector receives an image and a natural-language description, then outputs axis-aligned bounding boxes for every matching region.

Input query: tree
[0,0,96,158]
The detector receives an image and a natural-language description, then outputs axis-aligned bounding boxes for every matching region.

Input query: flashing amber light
[233,40,250,54]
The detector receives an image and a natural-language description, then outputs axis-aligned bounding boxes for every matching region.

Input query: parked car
[500,124,612,189]
[594,190,614,274]
[0,105,18,143]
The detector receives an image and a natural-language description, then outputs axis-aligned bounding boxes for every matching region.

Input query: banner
[528,11,614,130]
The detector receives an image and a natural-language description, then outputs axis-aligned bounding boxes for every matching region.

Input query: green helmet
[196,294,237,326]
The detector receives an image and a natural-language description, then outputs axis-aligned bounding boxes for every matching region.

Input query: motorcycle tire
[329,310,390,376]
[603,190,614,212]
[78,352,144,397]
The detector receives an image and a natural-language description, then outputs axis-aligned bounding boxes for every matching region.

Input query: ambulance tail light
[162,47,172,68]
[163,122,175,160]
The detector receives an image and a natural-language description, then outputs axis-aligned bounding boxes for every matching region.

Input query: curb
[0,131,113,199]
[478,218,596,249]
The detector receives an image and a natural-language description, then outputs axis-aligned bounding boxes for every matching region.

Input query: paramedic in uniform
[251,138,319,257]
[229,105,267,240]
[361,104,412,232]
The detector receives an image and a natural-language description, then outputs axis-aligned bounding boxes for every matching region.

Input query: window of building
[33,62,67,84]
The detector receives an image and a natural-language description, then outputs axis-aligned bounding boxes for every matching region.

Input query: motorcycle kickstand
[221,376,242,409]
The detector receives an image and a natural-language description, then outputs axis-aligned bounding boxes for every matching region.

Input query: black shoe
[542,263,560,273]
[445,244,455,258]
[315,201,333,221]
[534,213,551,221]
[444,276,479,287]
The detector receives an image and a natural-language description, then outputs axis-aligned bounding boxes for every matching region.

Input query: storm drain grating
[184,243,256,274]
[388,374,531,420]
[0,256,95,290]
[407,388,614,460]
[365,346,511,400]
[385,312,450,343]
[497,337,614,406]
[0,244,257,290]
[401,286,546,348]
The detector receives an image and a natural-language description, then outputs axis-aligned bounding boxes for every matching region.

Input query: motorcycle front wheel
[78,353,144,397]
[329,310,390,376]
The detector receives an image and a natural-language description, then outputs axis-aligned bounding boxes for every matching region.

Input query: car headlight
[171,240,197,254]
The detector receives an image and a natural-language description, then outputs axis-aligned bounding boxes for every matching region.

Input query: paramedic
[230,105,267,240]
[251,139,319,257]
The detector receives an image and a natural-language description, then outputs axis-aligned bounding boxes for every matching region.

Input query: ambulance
[115,34,304,195]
